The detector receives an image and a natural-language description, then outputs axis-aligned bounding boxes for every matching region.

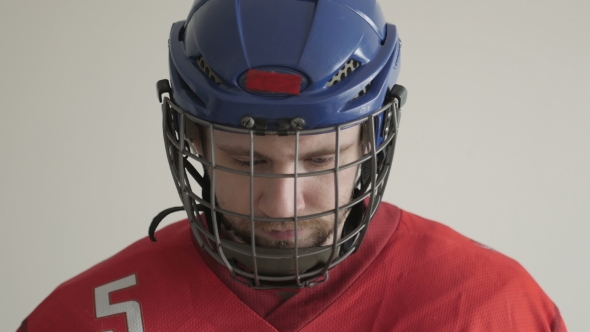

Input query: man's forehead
[213,125,361,155]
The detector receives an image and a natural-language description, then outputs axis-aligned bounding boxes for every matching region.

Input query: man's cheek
[216,176,247,207]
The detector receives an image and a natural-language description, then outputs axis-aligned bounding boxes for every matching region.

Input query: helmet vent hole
[326,59,361,87]
[352,81,372,101]
[196,56,222,85]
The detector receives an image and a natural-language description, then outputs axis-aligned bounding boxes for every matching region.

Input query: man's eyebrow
[214,145,267,159]
[214,141,357,160]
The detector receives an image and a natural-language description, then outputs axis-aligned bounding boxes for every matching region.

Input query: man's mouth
[256,228,310,241]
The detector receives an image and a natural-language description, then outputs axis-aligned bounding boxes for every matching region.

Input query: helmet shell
[169,0,401,133]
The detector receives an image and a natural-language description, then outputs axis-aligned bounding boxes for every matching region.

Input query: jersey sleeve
[16,281,97,331]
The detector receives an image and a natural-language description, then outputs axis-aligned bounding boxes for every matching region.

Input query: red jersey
[18,203,566,331]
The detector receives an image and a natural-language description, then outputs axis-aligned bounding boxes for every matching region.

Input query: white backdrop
[1,0,588,330]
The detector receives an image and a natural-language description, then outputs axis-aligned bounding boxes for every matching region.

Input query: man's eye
[231,159,264,168]
[309,157,334,165]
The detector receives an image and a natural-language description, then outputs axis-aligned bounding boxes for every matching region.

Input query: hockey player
[18,0,566,331]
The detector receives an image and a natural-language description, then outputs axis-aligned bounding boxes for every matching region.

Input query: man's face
[197,125,364,249]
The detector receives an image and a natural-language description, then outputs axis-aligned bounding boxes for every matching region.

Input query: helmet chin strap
[183,158,217,234]
[148,206,185,241]
[148,157,215,242]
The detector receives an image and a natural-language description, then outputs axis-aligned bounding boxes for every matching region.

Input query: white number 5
[94,274,145,332]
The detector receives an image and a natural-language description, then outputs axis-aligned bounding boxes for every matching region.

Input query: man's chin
[246,231,323,249]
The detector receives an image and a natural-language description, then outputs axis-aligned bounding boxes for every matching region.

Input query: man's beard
[219,210,349,249]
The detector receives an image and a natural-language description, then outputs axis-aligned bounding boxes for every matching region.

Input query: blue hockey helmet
[154,0,407,289]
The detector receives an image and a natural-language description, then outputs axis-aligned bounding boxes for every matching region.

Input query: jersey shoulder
[394,209,527,274]
[21,219,275,332]
[380,209,566,331]
[20,220,192,330]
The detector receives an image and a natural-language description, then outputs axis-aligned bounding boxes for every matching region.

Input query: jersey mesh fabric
[301,209,566,331]
[18,203,566,331]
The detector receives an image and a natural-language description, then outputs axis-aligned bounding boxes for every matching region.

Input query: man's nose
[257,176,306,219]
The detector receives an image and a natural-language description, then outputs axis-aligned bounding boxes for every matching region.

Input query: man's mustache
[221,216,332,232]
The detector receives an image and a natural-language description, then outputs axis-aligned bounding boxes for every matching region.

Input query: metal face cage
[159,92,402,290]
